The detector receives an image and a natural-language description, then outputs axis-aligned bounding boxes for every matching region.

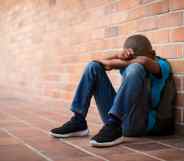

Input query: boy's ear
[146,50,156,59]
[151,50,156,56]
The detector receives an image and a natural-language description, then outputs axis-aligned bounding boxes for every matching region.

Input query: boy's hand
[117,48,134,60]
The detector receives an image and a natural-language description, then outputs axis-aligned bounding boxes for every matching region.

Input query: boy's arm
[103,48,134,60]
[93,48,134,70]
[94,59,130,70]
[130,56,161,77]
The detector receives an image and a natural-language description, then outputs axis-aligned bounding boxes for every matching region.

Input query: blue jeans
[71,61,149,136]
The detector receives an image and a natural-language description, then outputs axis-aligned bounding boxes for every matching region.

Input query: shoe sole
[49,129,89,138]
[90,136,124,147]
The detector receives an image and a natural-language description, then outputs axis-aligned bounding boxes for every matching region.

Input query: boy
[49,35,172,147]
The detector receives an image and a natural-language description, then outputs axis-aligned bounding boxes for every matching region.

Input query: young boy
[49,35,171,147]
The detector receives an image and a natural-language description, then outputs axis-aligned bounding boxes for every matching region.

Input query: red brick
[157,12,183,28]
[144,0,169,16]
[104,26,119,38]
[170,0,184,10]
[137,17,158,32]
[175,108,183,123]
[170,27,184,42]
[128,7,145,20]
[140,0,155,4]
[104,3,119,15]
[170,60,184,73]
[174,76,183,91]
[176,93,184,106]
[118,0,140,11]
[145,29,169,44]
[155,44,183,58]
[119,21,137,36]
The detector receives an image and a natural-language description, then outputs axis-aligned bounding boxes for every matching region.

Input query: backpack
[147,72,177,136]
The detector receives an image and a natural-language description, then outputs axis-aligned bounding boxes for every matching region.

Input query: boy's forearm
[94,59,129,70]
[94,56,161,75]
[107,59,130,69]
[103,54,119,60]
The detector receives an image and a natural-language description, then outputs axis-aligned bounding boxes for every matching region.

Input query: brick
[49,0,56,7]
[118,0,140,11]
[170,27,184,42]
[176,93,184,106]
[79,0,109,9]
[145,29,169,44]
[128,0,171,22]
[140,0,155,4]
[157,12,183,28]
[155,44,183,58]
[91,28,105,40]
[137,16,158,32]
[170,0,184,10]
[104,26,119,37]
[175,108,183,123]
[144,0,169,17]
[110,11,128,24]
[174,76,183,91]
[119,21,137,36]
[128,7,145,20]
[104,2,119,15]
[170,60,184,73]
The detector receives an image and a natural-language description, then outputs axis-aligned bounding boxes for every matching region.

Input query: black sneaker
[49,116,89,138]
[90,123,124,147]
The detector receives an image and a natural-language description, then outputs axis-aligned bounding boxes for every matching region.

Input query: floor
[0,98,184,161]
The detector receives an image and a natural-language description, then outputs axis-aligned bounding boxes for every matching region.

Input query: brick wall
[0,0,183,133]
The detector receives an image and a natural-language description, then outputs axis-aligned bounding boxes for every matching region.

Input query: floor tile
[125,142,171,152]
[0,137,19,145]
[149,149,184,161]
[108,153,159,161]
[0,144,46,161]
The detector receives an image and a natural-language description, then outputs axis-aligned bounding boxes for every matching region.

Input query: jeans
[71,61,149,136]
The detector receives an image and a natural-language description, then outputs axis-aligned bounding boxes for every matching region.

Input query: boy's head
[123,34,155,58]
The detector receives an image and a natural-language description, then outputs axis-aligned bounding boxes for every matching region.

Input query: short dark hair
[123,34,155,57]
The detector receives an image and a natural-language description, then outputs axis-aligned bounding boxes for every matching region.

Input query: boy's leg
[71,61,116,122]
[109,63,149,136]
[90,63,149,147]
[50,61,116,138]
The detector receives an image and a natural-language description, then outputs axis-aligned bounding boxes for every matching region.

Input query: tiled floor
[0,98,184,161]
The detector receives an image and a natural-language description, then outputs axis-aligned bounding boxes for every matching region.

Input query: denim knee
[124,63,146,78]
[85,61,104,73]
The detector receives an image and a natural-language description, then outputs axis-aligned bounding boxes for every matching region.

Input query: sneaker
[90,123,124,147]
[49,116,89,138]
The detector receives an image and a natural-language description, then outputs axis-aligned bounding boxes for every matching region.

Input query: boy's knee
[125,63,146,78]
[86,61,103,72]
